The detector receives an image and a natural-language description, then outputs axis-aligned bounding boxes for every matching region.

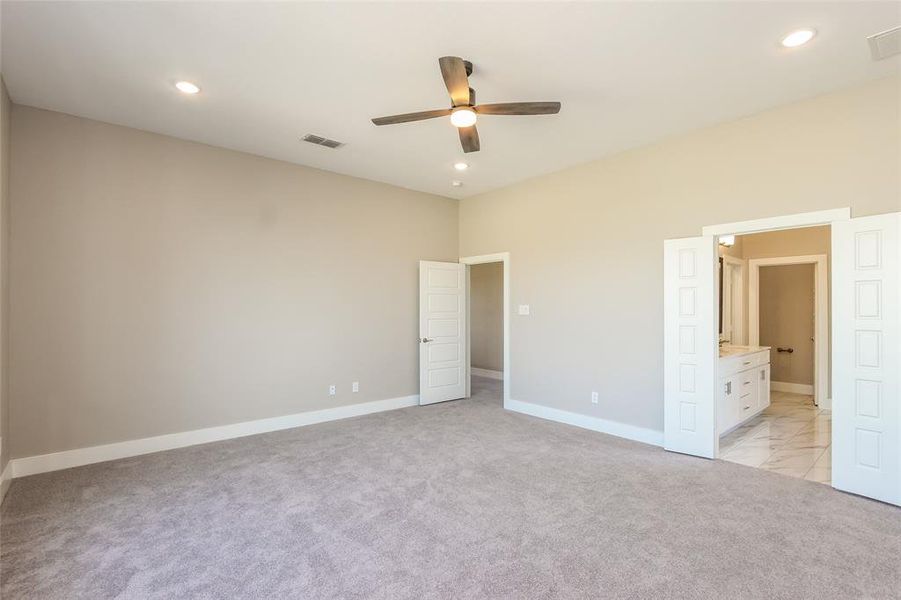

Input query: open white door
[833,212,900,506]
[419,261,467,405]
[664,236,718,458]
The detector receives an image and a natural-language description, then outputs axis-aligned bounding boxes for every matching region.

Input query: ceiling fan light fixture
[370,56,560,153]
[453,162,469,171]
[450,107,477,128]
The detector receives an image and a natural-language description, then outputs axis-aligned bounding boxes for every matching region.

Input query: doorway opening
[418,254,509,407]
[460,253,510,406]
[467,261,504,405]
[716,227,831,485]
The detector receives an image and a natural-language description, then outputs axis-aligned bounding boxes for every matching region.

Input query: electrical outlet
[352,381,359,393]
[329,385,336,396]
[591,391,599,404]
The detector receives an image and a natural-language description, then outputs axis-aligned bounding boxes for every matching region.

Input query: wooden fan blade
[439,56,471,107]
[474,102,561,115]
[371,108,452,126]
[458,125,480,153]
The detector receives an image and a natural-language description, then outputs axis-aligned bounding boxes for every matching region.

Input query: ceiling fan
[371,56,561,153]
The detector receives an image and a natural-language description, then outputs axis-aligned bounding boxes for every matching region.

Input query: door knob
[421,337,434,343]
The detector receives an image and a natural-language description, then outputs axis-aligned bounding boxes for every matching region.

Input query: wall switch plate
[329,385,336,396]
[591,391,599,404]
[518,304,530,316]
[352,381,359,393]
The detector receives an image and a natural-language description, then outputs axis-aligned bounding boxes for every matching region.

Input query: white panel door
[833,212,900,506]
[664,236,718,458]
[419,261,467,405]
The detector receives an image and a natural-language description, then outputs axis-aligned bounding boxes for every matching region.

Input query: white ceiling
[2,2,898,199]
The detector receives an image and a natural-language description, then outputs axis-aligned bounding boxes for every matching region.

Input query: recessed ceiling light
[454,162,469,171]
[450,108,477,128]
[781,29,816,48]
[175,81,201,94]
[451,180,463,187]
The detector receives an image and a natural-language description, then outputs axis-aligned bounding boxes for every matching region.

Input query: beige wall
[738,226,831,392]
[470,262,503,372]
[741,226,831,259]
[736,225,831,335]
[0,79,10,475]
[759,264,815,385]
[459,77,900,433]
[9,106,458,459]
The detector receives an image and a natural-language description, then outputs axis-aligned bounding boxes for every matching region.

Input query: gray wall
[7,76,900,458]
[0,79,10,475]
[9,106,458,459]
[459,77,900,434]
[759,264,815,385]
[470,262,503,372]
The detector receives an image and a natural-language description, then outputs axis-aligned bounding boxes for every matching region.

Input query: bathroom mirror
[718,257,724,335]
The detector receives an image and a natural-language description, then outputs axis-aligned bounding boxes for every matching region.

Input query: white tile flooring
[719,391,831,484]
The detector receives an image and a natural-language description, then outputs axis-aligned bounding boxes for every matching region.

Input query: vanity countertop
[719,345,770,359]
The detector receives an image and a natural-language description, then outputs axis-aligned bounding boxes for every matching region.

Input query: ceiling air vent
[868,26,901,61]
[302,134,344,149]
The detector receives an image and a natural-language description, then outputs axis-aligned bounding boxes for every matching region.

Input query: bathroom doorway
[718,231,830,485]
[663,207,901,506]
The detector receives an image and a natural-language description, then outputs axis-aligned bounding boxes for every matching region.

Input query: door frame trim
[702,208,850,237]
[748,254,829,408]
[459,252,511,405]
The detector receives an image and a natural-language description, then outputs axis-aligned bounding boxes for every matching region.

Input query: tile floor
[719,391,831,484]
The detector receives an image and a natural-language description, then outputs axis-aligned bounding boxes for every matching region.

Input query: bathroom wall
[737,225,831,392]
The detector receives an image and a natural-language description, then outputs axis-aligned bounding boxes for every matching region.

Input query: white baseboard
[0,460,12,504]
[11,394,419,479]
[471,368,503,380]
[505,398,664,447]
[771,381,814,395]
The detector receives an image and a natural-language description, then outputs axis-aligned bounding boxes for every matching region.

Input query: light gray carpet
[2,377,899,599]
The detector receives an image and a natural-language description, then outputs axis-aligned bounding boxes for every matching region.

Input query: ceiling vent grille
[302,134,344,149]
[868,26,901,61]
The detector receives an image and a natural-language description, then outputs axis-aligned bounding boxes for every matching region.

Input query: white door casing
[832,212,900,506]
[664,236,718,458]
[419,261,467,405]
